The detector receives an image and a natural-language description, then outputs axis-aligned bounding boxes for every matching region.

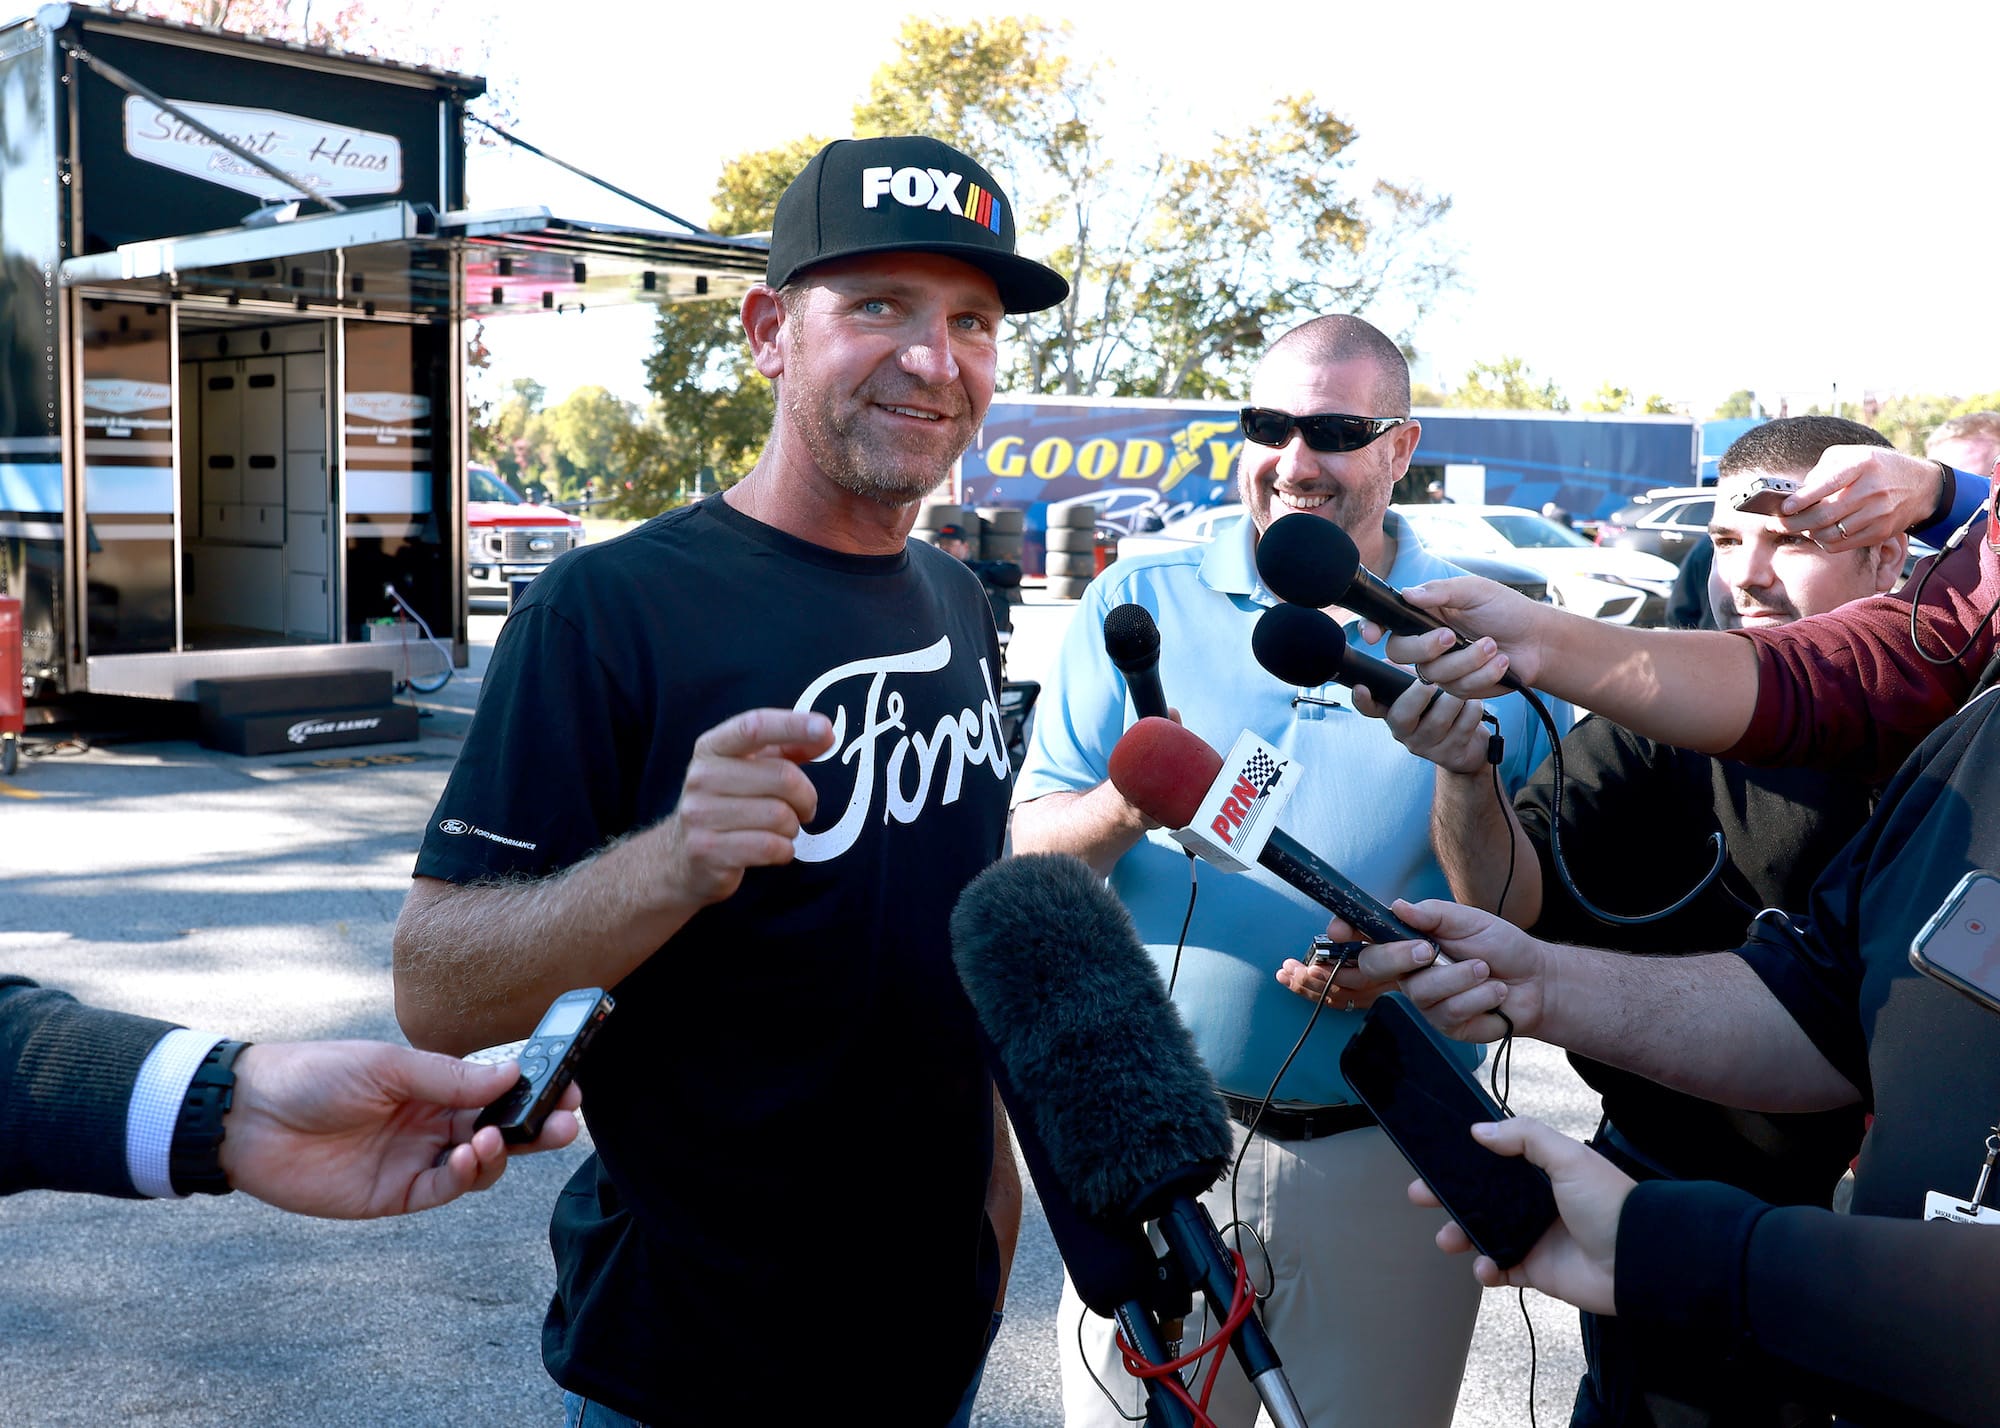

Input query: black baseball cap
[765,136,1069,315]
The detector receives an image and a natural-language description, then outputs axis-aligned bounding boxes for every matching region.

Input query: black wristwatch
[168,1038,251,1196]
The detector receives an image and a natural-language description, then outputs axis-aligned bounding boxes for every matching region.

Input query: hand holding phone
[1339,992,1557,1267]
[476,987,613,1144]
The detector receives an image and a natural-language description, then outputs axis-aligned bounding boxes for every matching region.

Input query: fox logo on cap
[764,135,1068,314]
[860,166,1004,235]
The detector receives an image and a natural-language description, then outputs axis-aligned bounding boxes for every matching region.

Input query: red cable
[1111,1248,1261,1428]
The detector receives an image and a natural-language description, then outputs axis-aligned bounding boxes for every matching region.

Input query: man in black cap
[392,136,1067,1426]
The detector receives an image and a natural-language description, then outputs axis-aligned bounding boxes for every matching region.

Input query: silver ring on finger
[1834,519,1849,540]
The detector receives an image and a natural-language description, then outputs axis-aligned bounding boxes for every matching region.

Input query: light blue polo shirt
[1015,510,1565,1104]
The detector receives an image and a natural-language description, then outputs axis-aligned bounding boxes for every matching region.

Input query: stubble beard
[781,375,975,509]
[1244,463,1392,541]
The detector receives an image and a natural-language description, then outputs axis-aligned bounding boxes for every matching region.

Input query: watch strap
[168,1038,250,1196]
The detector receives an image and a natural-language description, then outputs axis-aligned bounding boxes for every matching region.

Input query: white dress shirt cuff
[125,1028,226,1199]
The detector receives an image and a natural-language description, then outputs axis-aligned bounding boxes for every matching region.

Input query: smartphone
[1910,869,2000,1016]
[1310,937,1367,967]
[1339,992,1558,1268]
[476,986,614,1143]
[1730,475,1799,516]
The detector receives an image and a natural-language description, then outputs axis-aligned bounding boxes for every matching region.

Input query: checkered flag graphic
[1244,749,1281,795]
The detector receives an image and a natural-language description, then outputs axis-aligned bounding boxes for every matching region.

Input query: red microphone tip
[1108,717,1223,829]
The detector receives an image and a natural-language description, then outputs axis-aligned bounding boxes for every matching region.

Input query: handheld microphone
[1108,717,1429,947]
[1103,603,1170,721]
[952,854,1306,1428]
[1251,601,1416,706]
[1254,514,1524,692]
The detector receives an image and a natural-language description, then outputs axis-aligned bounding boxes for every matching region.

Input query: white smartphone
[1909,870,2000,1016]
[1730,475,1800,516]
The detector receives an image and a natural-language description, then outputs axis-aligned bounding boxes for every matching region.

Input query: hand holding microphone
[1255,514,1531,695]
[1106,717,1429,948]
[1252,604,1500,775]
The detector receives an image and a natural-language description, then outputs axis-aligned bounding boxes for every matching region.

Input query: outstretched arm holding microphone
[1380,451,1999,782]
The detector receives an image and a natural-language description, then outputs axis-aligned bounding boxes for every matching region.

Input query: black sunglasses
[1239,407,1408,454]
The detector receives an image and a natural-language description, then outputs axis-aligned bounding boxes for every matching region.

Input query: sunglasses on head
[1239,407,1408,454]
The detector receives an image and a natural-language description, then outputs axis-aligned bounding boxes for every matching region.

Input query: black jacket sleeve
[0,975,181,1198]
[1617,1179,2000,1427]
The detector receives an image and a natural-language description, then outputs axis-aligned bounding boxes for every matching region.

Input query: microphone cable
[1906,499,2000,667]
[1521,682,1729,928]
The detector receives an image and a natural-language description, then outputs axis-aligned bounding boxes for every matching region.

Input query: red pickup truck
[467,463,586,605]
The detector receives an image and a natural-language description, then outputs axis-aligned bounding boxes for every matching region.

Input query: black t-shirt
[1736,686,2000,1220]
[1514,714,1874,1205]
[413,498,1012,1423]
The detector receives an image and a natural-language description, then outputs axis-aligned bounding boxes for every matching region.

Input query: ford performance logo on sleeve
[436,817,536,850]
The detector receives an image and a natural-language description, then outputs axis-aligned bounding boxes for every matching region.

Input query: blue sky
[466,0,2000,417]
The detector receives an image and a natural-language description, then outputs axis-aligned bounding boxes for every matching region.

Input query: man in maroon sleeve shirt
[1377,446,1997,781]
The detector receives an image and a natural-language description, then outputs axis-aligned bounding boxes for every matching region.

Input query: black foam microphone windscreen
[1253,512,1359,609]
[1252,602,1418,706]
[951,853,1232,1221]
[1255,514,1525,692]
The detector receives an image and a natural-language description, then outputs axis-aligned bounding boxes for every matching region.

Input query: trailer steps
[194,670,417,756]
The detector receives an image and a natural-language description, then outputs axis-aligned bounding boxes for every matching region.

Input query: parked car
[466,463,586,607]
[1594,486,1717,567]
[1394,502,1678,625]
[1115,503,1249,561]
[1113,503,1553,604]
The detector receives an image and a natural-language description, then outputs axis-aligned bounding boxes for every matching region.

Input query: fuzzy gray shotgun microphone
[951,854,1308,1428]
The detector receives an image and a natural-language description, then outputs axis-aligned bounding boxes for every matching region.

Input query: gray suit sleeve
[0,975,182,1197]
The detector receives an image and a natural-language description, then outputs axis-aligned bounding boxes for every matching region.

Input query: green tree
[473,378,549,492]
[1446,356,1568,412]
[112,1,476,71]
[1862,390,2000,453]
[1581,382,1676,415]
[633,16,1459,469]
[541,386,640,497]
[604,138,826,518]
[851,19,1457,399]
[1714,389,1757,419]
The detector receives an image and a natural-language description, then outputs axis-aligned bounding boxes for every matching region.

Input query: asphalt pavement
[0,594,1601,1426]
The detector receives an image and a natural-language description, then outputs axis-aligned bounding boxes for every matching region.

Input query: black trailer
[0,3,764,704]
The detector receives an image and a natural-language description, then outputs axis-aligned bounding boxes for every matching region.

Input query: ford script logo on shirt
[790,636,1009,864]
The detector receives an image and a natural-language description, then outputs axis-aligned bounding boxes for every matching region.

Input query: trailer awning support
[58,203,769,316]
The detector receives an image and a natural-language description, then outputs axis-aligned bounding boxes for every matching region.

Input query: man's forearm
[1538,942,1858,1112]
[1432,770,1542,925]
[987,1092,1021,1310]
[1523,606,1760,755]
[393,829,701,1056]
[1009,786,1148,877]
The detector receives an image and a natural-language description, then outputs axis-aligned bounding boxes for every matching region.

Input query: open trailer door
[55,202,764,700]
[2,3,769,703]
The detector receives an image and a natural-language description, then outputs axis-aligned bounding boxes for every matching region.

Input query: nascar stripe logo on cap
[860,165,1004,234]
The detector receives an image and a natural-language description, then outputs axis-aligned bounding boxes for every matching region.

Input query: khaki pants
[1058,1123,1481,1427]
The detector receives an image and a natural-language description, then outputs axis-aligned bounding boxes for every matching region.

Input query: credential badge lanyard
[1924,1124,2000,1225]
